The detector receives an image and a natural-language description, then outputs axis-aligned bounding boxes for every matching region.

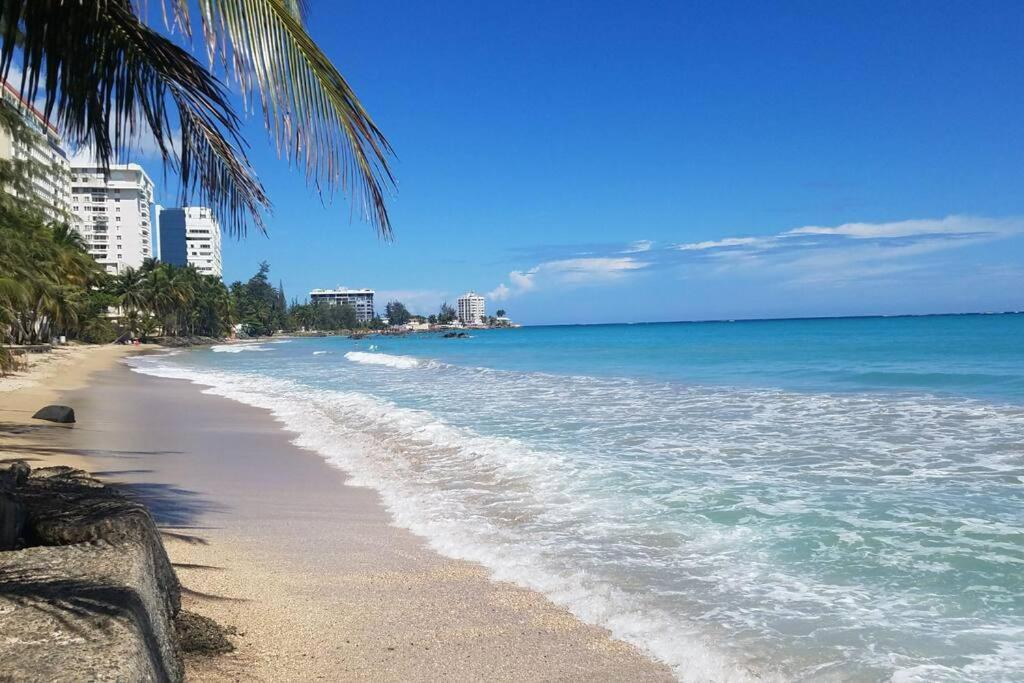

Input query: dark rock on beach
[31,404,76,423]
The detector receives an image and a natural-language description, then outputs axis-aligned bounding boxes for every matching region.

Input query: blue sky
[152,1,1024,324]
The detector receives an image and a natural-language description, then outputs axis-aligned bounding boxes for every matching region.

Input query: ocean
[128,314,1024,682]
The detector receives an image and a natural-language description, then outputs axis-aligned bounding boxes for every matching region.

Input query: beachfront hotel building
[457,292,486,325]
[310,288,376,322]
[156,206,223,277]
[69,163,154,274]
[0,82,71,222]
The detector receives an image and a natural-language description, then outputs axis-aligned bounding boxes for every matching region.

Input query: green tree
[437,302,456,325]
[385,300,411,326]
[111,267,148,315]
[232,261,280,336]
[0,214,107,354]
[333,303,359,330]
[496,309,506,318]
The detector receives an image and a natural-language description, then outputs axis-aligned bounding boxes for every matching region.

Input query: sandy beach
[0,346,673,681]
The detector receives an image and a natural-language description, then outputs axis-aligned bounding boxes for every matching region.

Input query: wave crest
[211,344,269,353]
[345,351,423,369]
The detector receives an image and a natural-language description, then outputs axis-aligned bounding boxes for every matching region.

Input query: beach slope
[1,352,673,681]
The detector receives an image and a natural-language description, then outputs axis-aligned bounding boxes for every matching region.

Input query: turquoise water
[131,314,1024,682]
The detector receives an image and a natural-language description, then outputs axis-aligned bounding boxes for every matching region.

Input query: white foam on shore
[211,343,269,353]
[126,352,1024,682]
[125,355,762,682]
[344,351,424,369]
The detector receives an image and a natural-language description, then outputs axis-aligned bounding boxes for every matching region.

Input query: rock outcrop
[30,405,76,424]
[0,463,183,682]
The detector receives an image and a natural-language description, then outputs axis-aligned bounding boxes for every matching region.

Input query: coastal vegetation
[287,301,362,332]
[437,302,458,325]
[0,211,107,349]
[230,262,287,337]
[111,261,236,341]
[384,301,412,326]
[0,102,107,371]
[0,97,239,372]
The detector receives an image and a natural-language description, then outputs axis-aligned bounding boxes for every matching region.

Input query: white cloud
[676,216,1024,259]
[489,257,647,300]
[509,269,537,291]
[488,283,512,301]
[624,239,654,253]
[542,257,647,283]
[484,216,1023,303]
[676,236,763,251]
[681,216,1024,286]
[784,215,1022,239]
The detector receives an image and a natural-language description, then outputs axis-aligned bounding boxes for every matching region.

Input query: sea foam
[126,355,760,681]
[126,344,1024,683]
[344,351,424,369]
[211,343,269,353]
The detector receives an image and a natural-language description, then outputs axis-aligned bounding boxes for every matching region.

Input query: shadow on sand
[112,481,225,529]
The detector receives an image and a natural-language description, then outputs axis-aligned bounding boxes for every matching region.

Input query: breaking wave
[345,351,426,370]
[210,343,269,353]
[126,343,1024,683]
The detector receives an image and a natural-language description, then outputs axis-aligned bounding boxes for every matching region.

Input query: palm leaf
[162,0,395,238]
[0,0,270,235]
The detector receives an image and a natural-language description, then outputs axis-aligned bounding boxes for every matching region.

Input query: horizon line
[518,309,1023,329]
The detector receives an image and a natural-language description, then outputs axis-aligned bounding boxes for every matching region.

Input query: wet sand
[1,350,673,681]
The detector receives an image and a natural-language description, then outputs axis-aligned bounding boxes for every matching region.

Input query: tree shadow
[181,586,249,603]
[92,469,156,477]
[172,562,225,571]
[0,420,55,435]
[0,569,176,681]
[160,530,210,546]
[113,482,224,529]
[0,443,184,459]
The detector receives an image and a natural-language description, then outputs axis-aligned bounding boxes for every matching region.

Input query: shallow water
[133,314,1024,681]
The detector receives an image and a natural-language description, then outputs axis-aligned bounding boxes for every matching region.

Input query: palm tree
[0,1,395,237]
[112,267,148,316]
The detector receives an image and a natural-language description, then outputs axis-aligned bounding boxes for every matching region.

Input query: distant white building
[157,206,222,277]
[0,82,70,222]
[310,288,376,322]
[69,163,154,274]
[457,291,486,325]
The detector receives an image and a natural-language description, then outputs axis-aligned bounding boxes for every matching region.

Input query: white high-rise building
[457,291,486,325]
[0,83,70,221]
[69,163,154,274]
[309,288,376,322]
[157,206,222,277]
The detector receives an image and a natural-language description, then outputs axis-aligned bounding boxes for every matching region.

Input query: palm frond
[163,0,395,238]
[0,0,270,235]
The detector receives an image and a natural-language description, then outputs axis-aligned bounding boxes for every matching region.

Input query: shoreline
[0,345,673,680]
